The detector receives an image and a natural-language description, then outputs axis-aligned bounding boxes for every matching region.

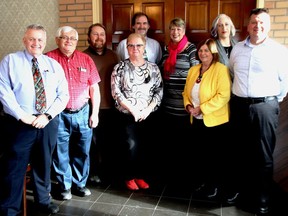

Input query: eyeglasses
[59,36,78,41]
[127,44,144,49]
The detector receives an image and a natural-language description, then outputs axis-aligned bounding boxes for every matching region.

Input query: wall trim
[93,0,102,24]
[257,0,264,8]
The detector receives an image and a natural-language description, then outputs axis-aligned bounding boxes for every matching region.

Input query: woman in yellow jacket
[182,38,231,201]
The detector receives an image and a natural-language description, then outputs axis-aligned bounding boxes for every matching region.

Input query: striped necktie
[32,57,46,113]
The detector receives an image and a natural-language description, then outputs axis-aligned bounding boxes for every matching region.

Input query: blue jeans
[53,104,92,190]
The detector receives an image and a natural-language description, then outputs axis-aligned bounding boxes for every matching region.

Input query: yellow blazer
[182,62,231,127]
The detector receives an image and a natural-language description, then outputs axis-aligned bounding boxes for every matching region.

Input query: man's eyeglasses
[127,44,144,49]
[59,36,78,41]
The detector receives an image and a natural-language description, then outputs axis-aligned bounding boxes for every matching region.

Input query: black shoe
[73,186,91,197]
[225,192,240,205]
[194,183,206,192]
[194,184,218,200]
[257,203,269,215]
[38,202,59,214]
[257,195,269,215]
[207,187,218,199]
[89,175,102,184]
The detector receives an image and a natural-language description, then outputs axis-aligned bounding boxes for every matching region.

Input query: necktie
[32,57,46,113]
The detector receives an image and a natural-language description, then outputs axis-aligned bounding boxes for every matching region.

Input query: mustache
[95,39,104,43]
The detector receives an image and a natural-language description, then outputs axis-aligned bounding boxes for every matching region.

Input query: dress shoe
[135,179,149,189]
[73,186,91,197]
[257,196,269,215]
[61,188,72,200]
[257,203,269,215]
[89,175,102,184]
[194,183,206,192]
[194,183,218,200]
[125,179,139,190]
[225,192,240,205]
[38,202,59,214]
[206,187,218,199]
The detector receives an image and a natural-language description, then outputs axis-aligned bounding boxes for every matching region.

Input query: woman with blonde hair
[111,33,163,190]
[211,14,237,68]
[158,18,199,177]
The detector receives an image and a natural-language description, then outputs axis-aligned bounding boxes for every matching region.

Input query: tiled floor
[26,174,288,216]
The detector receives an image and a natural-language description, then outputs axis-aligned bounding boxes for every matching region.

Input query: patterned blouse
[111,59,163,114]
[159,42,199,116]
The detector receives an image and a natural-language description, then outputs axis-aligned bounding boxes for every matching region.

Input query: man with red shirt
[46,26,101,200]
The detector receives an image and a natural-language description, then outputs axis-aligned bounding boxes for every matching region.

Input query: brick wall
[58,0,288,50]
[59,0,93,51]
[266,0,288,46]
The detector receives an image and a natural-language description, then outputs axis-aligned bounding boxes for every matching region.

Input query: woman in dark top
[158,17,199,179]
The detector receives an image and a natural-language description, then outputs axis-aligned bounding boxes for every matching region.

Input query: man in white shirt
[116,12,162,64]
[229,8,288,215]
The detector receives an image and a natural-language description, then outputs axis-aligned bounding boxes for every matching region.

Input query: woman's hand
[129,107,142,122]
[140,106,153,121]
[186,104,201,117]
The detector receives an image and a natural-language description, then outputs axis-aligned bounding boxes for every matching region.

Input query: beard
[93,39,105,49]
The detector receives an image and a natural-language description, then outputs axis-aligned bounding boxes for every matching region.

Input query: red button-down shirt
[46,48,101,109]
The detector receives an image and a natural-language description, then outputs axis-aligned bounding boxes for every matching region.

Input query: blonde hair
[169,17,186,30]
[126,33,146,46]
[210,14,236,38]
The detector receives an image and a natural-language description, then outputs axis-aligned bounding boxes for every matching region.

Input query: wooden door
[103,0,174,50]
[103,0,256,50]
[176,0,256,45]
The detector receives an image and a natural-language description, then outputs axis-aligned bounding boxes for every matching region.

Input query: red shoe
[135,179,149,189]
[125,179,139,190]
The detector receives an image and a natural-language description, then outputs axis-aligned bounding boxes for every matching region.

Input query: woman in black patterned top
[111,33,163,191]
[158,17,199,179]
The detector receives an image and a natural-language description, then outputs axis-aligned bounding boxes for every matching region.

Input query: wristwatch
[44,113,52,121]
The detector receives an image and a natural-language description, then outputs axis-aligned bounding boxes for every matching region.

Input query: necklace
[196,68,204,83]
[196,65,210,83]
[224,46,232,57]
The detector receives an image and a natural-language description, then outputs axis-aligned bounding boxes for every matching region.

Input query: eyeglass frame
[127,44,144,49]
[59,36,78,41]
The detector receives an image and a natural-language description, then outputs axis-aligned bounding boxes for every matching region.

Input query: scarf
[215,38,237,66]
[164,35,188,79]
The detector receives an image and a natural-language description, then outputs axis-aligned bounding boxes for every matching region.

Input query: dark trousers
[189,118,230,189]
[90,108,118,179]
[230,96,279,201]
[116,111,156,181]
[159,112,192,180]
[0,114,59,216]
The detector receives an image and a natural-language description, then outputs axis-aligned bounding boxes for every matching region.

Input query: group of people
[0,8,288,216]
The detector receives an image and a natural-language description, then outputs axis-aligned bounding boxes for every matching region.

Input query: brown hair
[196,38,219,63]
[249,8,269,18]
[132,12,150,26]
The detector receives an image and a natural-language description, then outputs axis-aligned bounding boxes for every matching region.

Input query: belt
[63,102,88,114]
[233,95,276,104]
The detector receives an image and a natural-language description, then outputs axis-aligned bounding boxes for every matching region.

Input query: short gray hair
[55,26,78,40]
